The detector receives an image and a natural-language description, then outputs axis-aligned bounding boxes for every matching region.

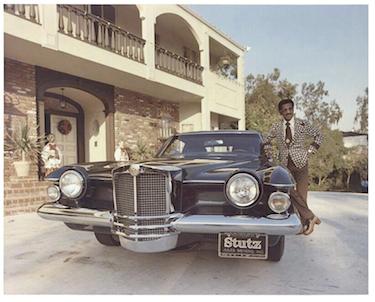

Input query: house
[3,4,246,214]
[341,131,368,149]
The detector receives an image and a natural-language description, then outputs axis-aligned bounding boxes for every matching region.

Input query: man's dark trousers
[287,156,314,224]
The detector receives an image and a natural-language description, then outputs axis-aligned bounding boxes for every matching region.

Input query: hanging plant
[57,119,72,135]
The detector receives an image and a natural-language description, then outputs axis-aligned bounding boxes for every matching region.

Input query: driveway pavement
[4,191,368,294]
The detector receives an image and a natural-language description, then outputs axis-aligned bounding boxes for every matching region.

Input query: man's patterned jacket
[263,118,324,169]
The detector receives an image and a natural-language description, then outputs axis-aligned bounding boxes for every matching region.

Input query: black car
[38,131,302,261]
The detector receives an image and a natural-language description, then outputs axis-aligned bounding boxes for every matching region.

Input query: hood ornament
[128,164,141,176]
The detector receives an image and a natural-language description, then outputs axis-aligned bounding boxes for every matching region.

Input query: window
[159,134,261,158]
[90,5,115,23]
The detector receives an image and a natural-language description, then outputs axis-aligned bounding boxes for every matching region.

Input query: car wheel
[94,232,120,246]
[267,235,285,262]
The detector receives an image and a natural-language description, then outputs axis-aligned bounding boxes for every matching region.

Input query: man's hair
[278,99,294,111]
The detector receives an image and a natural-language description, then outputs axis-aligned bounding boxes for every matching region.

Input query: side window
[164,139,185,157]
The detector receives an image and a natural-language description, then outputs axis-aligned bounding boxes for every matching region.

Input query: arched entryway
[36,67,115,177]
[42,88,107,164]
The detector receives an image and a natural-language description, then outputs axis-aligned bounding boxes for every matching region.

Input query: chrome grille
[113,170,171,241]
[114,173,134,216]
[136,174,167,216]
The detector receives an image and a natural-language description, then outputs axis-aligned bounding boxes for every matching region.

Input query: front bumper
[37,202,302,236]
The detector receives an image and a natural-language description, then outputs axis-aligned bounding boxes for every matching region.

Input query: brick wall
[4,58,49,215]
[114,87,179,155]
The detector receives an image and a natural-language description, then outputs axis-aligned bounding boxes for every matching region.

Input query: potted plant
[130,139,154,161]
[5,123,43,177]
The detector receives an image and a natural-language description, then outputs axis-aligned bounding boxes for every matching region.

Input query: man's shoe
[297,224,308,235]
[304,216,321,235]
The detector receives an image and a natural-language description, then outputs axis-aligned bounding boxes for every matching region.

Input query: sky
[189,5,368,131]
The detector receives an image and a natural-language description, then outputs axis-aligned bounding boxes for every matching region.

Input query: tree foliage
[245,68,297,134]
[341,146,368,189]
[308,128,345,188]
[294,82,343,128]
[244,68,368,192]
[354,87,368,133]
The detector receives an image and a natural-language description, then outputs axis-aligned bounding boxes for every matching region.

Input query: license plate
[218,232,268,259]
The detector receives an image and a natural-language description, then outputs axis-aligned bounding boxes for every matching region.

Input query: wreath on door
[57,119,72,135]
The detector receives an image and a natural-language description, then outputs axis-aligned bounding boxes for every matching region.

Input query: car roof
[176,130,261,136]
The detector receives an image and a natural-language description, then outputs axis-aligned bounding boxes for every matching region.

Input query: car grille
[113,171,171,241]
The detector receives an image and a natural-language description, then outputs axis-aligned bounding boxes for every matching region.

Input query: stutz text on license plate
[218,233,268,259]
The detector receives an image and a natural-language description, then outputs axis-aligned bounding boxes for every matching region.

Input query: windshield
[158,133,262,158]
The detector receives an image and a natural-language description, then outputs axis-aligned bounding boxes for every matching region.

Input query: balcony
[155,45,203,85]
[4,4,40,24]
[57,5,145,63]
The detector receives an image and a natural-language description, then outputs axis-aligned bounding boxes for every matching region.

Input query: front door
[50,114,78,165]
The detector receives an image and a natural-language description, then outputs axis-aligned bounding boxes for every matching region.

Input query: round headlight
[268,192,291,213]
[225,173,260,207]
[59,170,84,198]
[47,185,61,202]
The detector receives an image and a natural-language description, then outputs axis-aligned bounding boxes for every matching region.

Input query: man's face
[279,103,294,121]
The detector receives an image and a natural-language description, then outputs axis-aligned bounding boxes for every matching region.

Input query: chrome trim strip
[133,175,137,215]
[133,175,138,241]
[90,176,112,181]
[114,230,178,239]
[182,180,225,184]
[115,222,173,230]
[141,164,181,172]
[263,182,296,188]
[166,173,172,214]
[114,213,183,220]
[171,213,302,235]
[37,203,111,227]
[45,177,59,182]
[112,172,119,213]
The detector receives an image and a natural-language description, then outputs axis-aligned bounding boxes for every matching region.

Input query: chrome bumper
[172,214,302,235]
[37,203,302,235]
[37,203,111,227]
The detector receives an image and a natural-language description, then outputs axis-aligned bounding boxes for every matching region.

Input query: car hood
[59,156,264,182]
[138,156,263,181]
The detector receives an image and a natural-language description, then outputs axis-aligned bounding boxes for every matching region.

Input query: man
[264,99,323,235]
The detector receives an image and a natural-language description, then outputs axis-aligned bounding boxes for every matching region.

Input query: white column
[237,54,245,86]
[238,115,246,130]
[200,32,210,85]
[41,4,59,50]
[200,32,211,130]
[140,8,155,80]
[201,97,210,130]
[237,54,246,130]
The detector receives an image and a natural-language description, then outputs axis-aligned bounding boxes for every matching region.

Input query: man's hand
[307,145,317,156]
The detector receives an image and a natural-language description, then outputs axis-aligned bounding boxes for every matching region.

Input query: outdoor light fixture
[59,88,66,109]
[218,54,231,68]
[159,104,174,139]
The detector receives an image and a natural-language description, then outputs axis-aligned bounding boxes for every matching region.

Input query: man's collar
[283,116,295,125]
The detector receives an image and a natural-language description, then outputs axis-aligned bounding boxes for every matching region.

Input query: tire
[94,232,120,246]
[267,235,285,262]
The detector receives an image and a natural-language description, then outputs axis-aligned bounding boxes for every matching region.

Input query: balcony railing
[4,4,40,24]
[57,5,145,63]
[155,46,203,85]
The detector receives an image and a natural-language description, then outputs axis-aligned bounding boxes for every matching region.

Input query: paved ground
[4,191,368,294]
